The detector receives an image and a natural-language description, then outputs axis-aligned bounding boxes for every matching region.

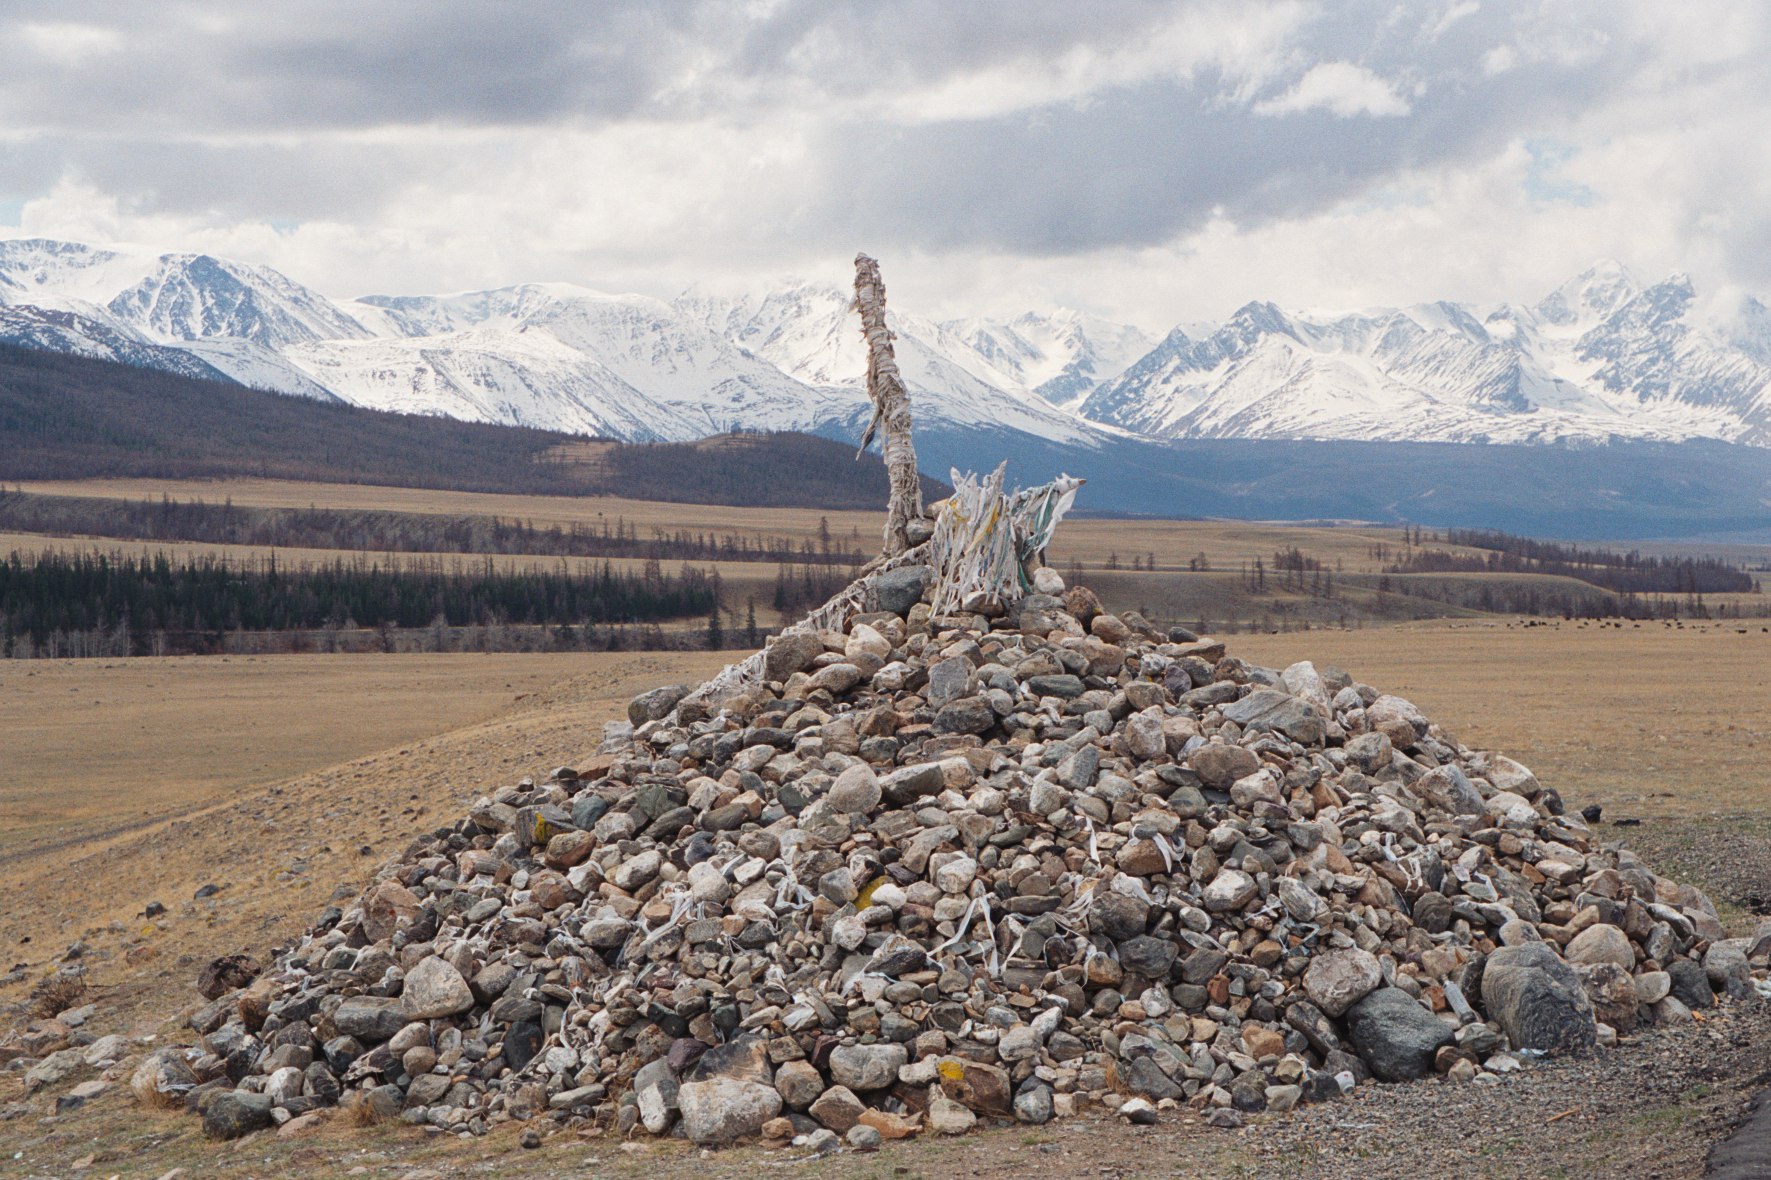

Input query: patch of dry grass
[0,652,704,860]
[27,968,85,1019]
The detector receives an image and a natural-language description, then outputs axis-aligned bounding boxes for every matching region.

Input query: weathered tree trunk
[853,253,923,558]
[666,254,1083,720]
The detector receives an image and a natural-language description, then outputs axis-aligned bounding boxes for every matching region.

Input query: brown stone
[543,830,596,869]
[858,1108,922,1139]
[936,1057,1013,1116]
[1241,1025,1284,1059]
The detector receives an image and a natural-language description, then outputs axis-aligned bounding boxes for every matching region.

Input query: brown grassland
[2,619,1769,1177]
[0,652,726,861]
[3,481,1771,1177]
[1,477,1548,635]
[9,475,1483,572]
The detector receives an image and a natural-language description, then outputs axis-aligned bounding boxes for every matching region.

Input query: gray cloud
[1,0,1766,322]
[789,4,1653,257]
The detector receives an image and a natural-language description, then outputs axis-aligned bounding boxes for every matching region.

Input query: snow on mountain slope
[0,238,161,309]
[178,338,341,402]
[107,253,372,349]
[0,302,235,384]
[0,238,370,350]
[1533,259,1641,335]
[1082,263,1771,448]
[291,284,859,440]
[674,281,1107,445]
[946,311,1154,408]
[283,325,681,438]
[7,235,1771,456]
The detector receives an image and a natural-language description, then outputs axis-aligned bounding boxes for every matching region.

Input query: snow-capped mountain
[1082,262,1771,448]
[674,280,1104,444]
[5,235,1771,457]
[947,311,1155,409]
[295,283,852,441]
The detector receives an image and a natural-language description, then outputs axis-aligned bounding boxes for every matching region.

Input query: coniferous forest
[0,551,719,658]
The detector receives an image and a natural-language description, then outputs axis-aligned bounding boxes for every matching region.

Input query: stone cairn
[151,571,1771,1146]
[135,256,1771,1147]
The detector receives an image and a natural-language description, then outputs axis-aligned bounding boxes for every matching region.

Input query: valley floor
[2,621,1768,1177]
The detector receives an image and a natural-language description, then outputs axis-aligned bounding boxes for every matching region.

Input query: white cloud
[1252,61,1413,118]
[16,22,123,67]
[2,0,1770,331]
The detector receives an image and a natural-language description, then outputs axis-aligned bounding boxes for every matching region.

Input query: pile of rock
[159,572,1771,1147]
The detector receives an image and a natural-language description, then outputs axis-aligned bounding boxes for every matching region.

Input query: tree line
[1366,573,1770,620]
[0,551,719,658]
[1386,528,1758,595]
[0,491,866,567]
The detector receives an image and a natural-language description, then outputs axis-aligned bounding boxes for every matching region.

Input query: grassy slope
[0,344,946,508]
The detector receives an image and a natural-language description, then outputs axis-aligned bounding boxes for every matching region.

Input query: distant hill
[0,344,947,508]
[6,342,1771,537]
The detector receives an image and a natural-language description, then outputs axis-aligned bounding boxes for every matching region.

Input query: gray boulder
[828,1042,906,1091]
[1302,948,1381,1017]
[1748,917,1771,963]
[1704,941,1754,998]
[676,1078,781,1145]
[1479,942,1597,1053]
[1187,743,1259,789]
[203,1089,274,1140]
[872,565,930,615]
[880,762,946,805]
[1414,765,1486,817]
[402,956,474,1019]
[1565,923,1634,969]
[333,996,408,1042]
[1667,957,1715,1009]
[24,1048,86,1093]
[1574,961,1639,1033]
[826,763,881,813]
[1220,689,1325,745]
[627,684,691,726]
[1088,891,1150,942]
[1344,988,1455,1082]
[763,632,824,681]
[1025,673,1085,699]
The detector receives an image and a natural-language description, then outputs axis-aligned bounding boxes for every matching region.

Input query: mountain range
[9,235,1771,450]
[4,234,1771,536]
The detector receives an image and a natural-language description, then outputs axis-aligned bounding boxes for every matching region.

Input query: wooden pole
[853,253,922,558]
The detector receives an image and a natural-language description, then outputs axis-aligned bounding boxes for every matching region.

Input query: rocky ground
[4,1002,1769,1178]
[3,589,1769,1178]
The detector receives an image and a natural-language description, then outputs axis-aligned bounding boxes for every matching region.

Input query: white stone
[677,1078,780,1145]
[934,855,978,894]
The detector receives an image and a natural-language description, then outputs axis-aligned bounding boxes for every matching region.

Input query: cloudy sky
[2,0,1766,326]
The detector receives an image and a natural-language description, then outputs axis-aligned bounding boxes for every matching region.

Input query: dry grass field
[9,475,1468,572]
[1,620,1769,1178]
[0,652,736,862]
[8,476,885,546]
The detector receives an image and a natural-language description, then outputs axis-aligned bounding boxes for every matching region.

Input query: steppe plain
[2,480,1769,1178]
